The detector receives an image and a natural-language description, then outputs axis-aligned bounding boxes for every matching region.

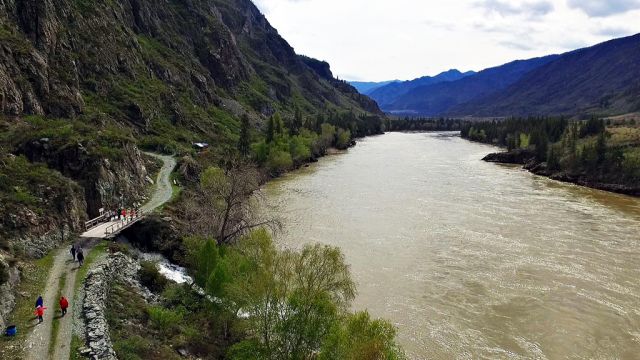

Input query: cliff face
[19,139,151,216]
[0,0,380,120]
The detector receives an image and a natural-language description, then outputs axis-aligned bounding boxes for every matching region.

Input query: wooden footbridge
[80,209,145,239]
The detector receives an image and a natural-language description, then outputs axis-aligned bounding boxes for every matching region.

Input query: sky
[252,0,640,81]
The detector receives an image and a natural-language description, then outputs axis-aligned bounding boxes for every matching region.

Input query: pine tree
[273,113,283,138]
[596,131,607,165]
[238,114,251,156]
[266,115,275,143]
[291,107,303,135]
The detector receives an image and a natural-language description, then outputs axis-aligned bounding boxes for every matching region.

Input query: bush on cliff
[138,261,169,293]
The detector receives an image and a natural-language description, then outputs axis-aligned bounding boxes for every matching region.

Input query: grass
[170,172,182,203]
[608,126,640,147]
[49,274,67,356]
[73,241,108,293]
[0,251,55,359]
[69,334,84,360]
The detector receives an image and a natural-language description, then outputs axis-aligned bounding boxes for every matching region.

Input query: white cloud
[475,0,554,18]
[567,0,640,17]
[252,0,640,81]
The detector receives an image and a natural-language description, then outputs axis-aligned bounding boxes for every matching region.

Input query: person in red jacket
[59,296,69,317]
[34,305,47,324]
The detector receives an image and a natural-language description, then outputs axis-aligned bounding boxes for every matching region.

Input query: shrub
[108,242,131,256]
[335,128,352,149]
[138,261,168,293]
[147,306,183,334]
[266,150,293,174]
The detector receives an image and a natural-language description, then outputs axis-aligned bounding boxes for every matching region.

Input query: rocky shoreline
[483,150,640,197]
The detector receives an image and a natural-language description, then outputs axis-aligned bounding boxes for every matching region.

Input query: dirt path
[22,153,175,360]
[23,248,66,360]
[51,239,100,360]
[141,152,177,214]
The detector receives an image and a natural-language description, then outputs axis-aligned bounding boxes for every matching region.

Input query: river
[263,132,640,359]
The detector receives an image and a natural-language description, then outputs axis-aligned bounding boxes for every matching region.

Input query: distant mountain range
[366,69,476,109]
[355,33,640,117]
[451,34,640,116]
[350,81,399,95]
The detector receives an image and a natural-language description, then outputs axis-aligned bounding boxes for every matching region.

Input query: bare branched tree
[178,159,280,244]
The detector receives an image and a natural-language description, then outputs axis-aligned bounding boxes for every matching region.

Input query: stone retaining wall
[81,252,140,359]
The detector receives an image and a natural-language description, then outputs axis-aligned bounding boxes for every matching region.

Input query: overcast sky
[252,0,640,81]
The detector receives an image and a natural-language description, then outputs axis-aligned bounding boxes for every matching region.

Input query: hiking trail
[23,153,176,360]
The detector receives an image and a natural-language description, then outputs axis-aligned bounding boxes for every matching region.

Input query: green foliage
[266,150,293,174]
[336,128,352,149]
[138,261,169,293]
[580,118,605,138]
[147,306,183,333]
[0,155,81,220]
[225,229,359,359]
[467,127,487,142]
[253,110,379,175]
[519,133,531,148]
[463,116,640,186]
[191,238,233,299]
[623,148,640,181]
[238,114,251,156]
[319,311,406,360]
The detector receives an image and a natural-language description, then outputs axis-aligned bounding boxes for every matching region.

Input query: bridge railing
[84,211,114,230]
[105,209,145,236]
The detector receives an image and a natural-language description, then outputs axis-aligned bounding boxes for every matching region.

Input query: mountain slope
[451,34,640,116]
[349,80,399,95]
[0,0,380,125]
[387,56,559,115]
[368,69,475,108]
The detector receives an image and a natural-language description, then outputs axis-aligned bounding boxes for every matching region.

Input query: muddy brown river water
[263,132,640,359]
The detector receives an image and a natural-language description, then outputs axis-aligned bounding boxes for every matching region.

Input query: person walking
[59,296,69,317]
[35,295,43,309]
[77,247,85,267]
[70,244,77,261]
[34,305,47,324]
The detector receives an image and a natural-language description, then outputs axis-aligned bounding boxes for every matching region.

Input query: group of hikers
[113,207,139,222]
[33,295,69,324]
[33,245,83,324]
[70,243,85,266]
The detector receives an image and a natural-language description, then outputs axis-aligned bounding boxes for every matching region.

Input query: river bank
[482,148,640,197]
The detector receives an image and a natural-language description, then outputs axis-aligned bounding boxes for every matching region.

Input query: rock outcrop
[482,148,536,165]
[19,139,151,216]
[0,255,20,332]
